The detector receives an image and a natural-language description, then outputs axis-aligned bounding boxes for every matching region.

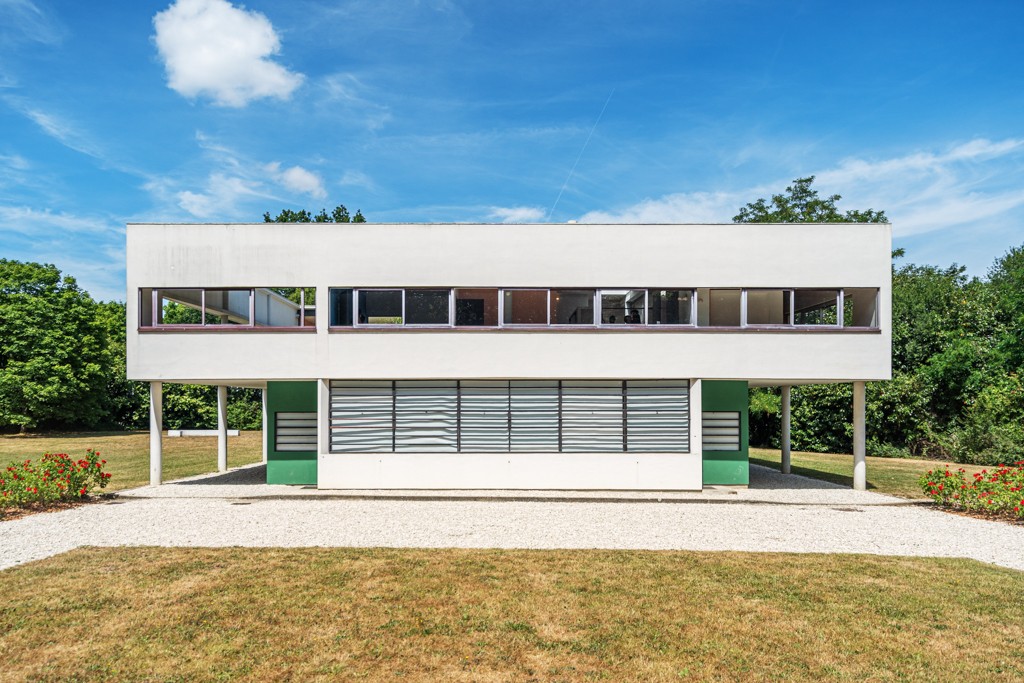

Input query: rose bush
[0,450,111,509]
[919,461,1024,518]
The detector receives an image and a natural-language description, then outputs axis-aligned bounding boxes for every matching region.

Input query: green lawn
[750,446,990,499]
[1,547,1021,681]
[0,431,264,492]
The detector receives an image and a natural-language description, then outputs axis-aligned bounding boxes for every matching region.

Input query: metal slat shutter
[274,411,317,451]
[625,380,689,452]
[330,380,394,452]
[561,380,624,452]
[510,381,559,452]
[459,380,510,452]
[702,411,741,451]
[394,381,458,452]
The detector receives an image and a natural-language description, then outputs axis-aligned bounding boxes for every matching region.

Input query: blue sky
[1,0,1022,301]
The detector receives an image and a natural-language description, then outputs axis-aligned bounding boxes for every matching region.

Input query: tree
[263,204,366,224]
[733,176,887,224]
[988,244,1024,371]
[0,260,110,432]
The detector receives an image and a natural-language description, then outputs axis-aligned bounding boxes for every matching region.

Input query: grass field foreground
[750,447,990,499]
[1,547,1022,681]
[0,431,264,492]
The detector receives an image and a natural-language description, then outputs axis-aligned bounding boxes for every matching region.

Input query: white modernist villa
[126,222,892,491]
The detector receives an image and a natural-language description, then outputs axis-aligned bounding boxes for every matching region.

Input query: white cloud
[488,206,546,223]
[265,162,326,199]
[579,191,745,224]
[175,173,268,218]
[576,138,1024,240]
[152,0,304,107]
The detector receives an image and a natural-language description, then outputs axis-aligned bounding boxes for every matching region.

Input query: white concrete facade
[126,222,892,491]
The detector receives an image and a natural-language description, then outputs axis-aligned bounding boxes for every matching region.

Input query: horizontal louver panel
[274,411,316,452]
[702,410,741,451]
[328,380,693,454]
[626,380,689,452]
[460,381,510,452]
[330,381,393,452]
[395,381,457,452]
[561,381,624,452]
[510,381,559,452]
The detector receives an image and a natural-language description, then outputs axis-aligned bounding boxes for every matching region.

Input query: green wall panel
[702,380,749,486]
[266,380,318,485]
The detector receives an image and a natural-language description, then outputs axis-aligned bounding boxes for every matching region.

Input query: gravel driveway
[2,464,1022,572]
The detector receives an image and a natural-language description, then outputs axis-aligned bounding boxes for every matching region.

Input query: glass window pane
[330,289,354,327]
[746,289,791,325]
[455,289,499,327]
[601,290,645,324]
[139,288,154,327]
[706,289,741,326]
[406,289,450,325]
[794,289,839,325]
[204,289,251,325]
[650,290,692,325]
[503,290,547,325]
[302,287,316,327]
[255,288,302,327]
[550,289,594,324]
[157,288,203,325]
[843,288,878,327]
[359,290,403,325]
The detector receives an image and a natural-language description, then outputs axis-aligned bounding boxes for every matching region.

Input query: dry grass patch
[0,431,264,492]
[750,447,990,499]
[1,547,1022,681]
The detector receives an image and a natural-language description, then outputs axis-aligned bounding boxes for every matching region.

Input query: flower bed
[1,450,112,510]
[920,461,1024,519]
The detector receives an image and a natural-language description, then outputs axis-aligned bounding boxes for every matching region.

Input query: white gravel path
[2,465,1022,572]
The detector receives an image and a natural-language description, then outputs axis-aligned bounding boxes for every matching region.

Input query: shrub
[0,450,111,509]
[919,461,1024,519]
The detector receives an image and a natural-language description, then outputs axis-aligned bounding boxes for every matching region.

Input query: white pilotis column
[149,381,162,486]
[689,378,702,489]
[217,385,228,473]
[262,387,269,464]
[853,381,866,491]
[780,385,791,475]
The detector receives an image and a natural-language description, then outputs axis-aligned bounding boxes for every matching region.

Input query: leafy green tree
[733,176,887,223]
[0,260,110,432]
[988,244,1024,371]
[95,301,148,430]
[263,204,365,223]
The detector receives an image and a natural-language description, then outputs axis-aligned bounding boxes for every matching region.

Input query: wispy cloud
[0,205,120,235]
[320,73,393,130]
[339,170,376,191]
[152,0,304,107]
[0,0,65,46]
[577,138,1024,240]
[488,206,546,223]
[145,133,336,219]
[1,95,105,159]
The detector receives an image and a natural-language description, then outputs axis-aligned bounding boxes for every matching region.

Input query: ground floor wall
[264,377,750,490]
[266,380,317,485]
[701,380,750,486]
